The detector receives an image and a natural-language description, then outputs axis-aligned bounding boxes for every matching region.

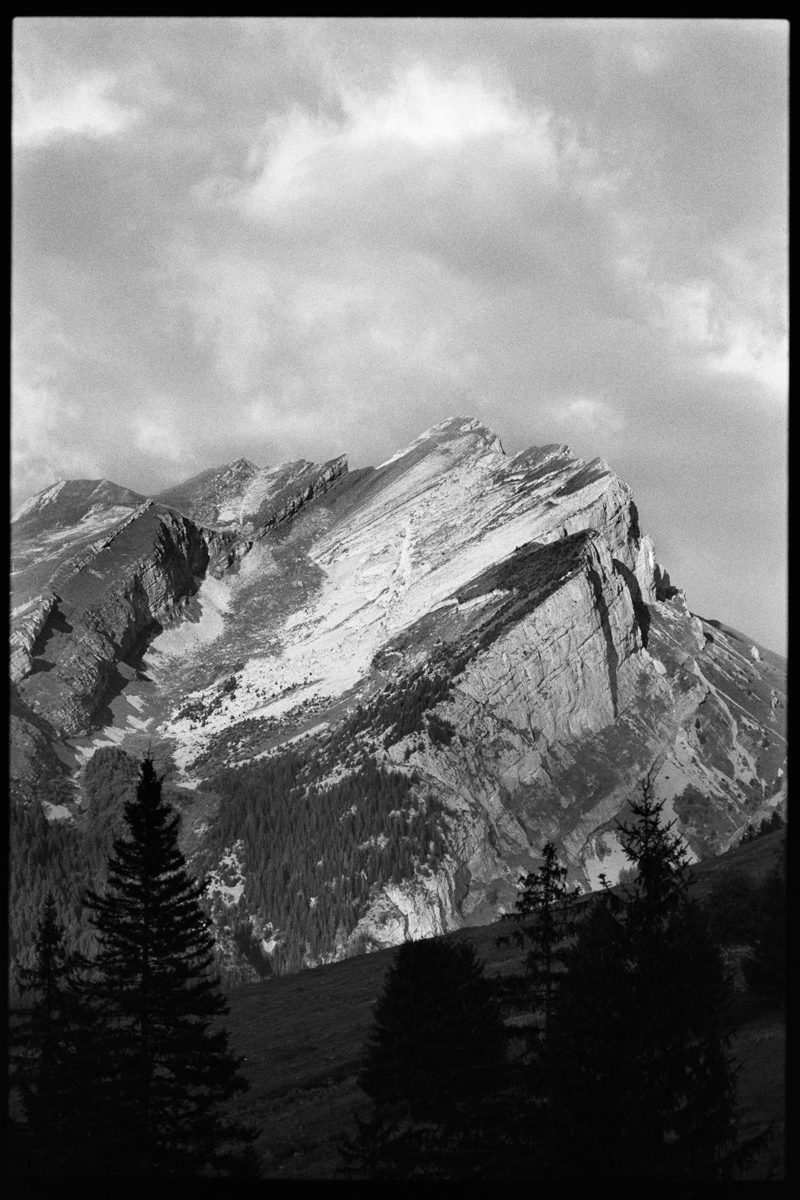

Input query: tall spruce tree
[742,850,785,1005]
[512,841,579,1032]
[343,936,507,1179]
[82,756,254,1177]
[10,893,90,1176]
[540,779,739,1179]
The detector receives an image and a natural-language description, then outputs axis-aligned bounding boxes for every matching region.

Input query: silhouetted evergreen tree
[740,810,784,845]
[343,936,507,1178]
[539,780,739,1179]
[82,756,255,1177]
[703,868,761,946]
[512,841,579,1031]
[742,852,785,1005]
[9,893,91,1176]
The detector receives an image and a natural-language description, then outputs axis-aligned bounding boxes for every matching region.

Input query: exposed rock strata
[9,417,786,974]
[17,506,218,734]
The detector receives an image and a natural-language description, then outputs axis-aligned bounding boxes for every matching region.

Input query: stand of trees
[739,809,784,845]
[9,748,139,993]
[538,782,739,1180]
[207,749,447,973]
[702,851,786,1006]
[11,751,783,1180]
[346,781,758,1180]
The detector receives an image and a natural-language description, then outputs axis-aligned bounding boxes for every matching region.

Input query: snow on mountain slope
[131,418,656,780]
[9,417,786,974]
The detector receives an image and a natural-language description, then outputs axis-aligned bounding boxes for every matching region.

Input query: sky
[12,17,787,653]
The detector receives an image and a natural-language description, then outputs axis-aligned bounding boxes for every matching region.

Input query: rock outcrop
[15,505,219,734]
[156,455,348,534]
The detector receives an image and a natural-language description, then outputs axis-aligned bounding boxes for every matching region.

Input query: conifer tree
[540,779,739,1179]
[82,756,254,1177]
[10,893,89,1176]
[743,852,785,1005]
[513,841,579,1031]
[343,936,507,1178]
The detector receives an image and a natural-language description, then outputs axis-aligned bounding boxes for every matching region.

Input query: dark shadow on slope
[30,603,73,656]
[586,565,619,717]
[29,657,56,674]
[91,622,164,729]
[612,559,651,649]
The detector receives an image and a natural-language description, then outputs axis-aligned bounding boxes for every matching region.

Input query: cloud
[133,414,186,464]
[556,397,625,438]
[13,66,140,147]
[10,19,787,652]
[709,323,788,394]
[233,61,597,233]
[168,60,624,418]
[11,377,105,501]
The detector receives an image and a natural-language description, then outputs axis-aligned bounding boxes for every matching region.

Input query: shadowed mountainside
[223,828,785,1179]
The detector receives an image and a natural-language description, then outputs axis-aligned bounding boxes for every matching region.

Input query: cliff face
[9,418,786,975]
[15,504,214,735]
[11,456,348,736]
[342,527,784,952]
[156,454,348,534]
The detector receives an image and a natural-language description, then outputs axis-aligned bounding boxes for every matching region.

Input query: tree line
[10,728,449,988]
[11,759,784,1178]
[341,781,785,1180]
[739,808,784,845]
[9,748,137,990]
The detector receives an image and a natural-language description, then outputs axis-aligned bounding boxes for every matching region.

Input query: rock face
[9,417,786,974]
[15,504,214,735]
[155,455,347,534]
[10,455,348,734]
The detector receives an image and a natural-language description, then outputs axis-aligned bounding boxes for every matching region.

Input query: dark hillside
[224,828,785,1178]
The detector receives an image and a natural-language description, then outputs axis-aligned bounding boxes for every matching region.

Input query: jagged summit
[377,415,505,470]
[158,457,259,495]
[12,477,147,531]
[418,414,505,449]
[157,455,348,532]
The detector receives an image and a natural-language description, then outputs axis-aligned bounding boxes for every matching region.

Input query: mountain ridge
[9,416,786,980]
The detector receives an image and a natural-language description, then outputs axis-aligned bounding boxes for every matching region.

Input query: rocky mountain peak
[420,414,505,448]
[377,415,505,471]
[9,419,786,981]
[155,455,347,533]
[12,477,146,532]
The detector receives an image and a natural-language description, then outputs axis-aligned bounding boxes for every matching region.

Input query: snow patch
[43,800,72,822]
[126,715,153,732]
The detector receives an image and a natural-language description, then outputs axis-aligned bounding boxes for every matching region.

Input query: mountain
[9,417,786,979]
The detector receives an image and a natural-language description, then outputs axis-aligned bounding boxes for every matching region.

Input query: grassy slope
[224,828,785,1179]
